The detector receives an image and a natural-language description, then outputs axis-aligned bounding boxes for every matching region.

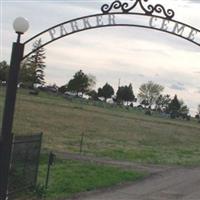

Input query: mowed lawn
[1,87,200,165]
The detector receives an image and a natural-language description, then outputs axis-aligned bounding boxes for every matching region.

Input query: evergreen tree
[27,39,46,86]
[0,60,9,82]
[126,84,136,103]
[168,95,181,118]
[116,84,135,105]
[179,100,189,116]
[98,83,114,101]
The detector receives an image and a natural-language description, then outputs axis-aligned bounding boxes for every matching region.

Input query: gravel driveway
[73,167,200,200]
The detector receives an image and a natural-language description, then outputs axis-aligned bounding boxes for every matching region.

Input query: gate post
[0,17,29,200]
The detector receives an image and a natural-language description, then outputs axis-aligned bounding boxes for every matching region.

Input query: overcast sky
[1,0,200,115]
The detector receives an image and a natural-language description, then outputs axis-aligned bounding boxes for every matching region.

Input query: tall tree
[168,95,181,118]
[27,39,46,86]
[179,100,189,116]
[138,81,164,108]
[116,84,135,105]
[67,70,92,96]
[98,83,114,101]
[0,60,9,82]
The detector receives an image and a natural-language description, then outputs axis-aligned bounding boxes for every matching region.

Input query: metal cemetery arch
[1,0,200,199]
[23,0,200,59]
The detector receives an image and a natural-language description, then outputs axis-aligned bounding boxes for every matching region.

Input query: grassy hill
[1,87,200,165]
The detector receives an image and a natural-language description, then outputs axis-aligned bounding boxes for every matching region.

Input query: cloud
[170,82,186,91]
[187,0,200,4]
[138,74,145,77]
[2,0,200,116]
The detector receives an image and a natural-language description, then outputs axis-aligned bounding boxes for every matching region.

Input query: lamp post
[0,17,29,200]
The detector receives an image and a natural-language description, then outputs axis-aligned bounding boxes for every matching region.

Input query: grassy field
[1,87,200,165]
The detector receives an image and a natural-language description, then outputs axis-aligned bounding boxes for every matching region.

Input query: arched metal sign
[23,0,200,59]
[0,1,200,199]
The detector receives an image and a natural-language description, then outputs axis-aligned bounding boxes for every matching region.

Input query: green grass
[1,87,200,165]
[17,156,145,200]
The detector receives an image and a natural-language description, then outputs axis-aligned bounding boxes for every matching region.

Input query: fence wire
[8,133,42,197]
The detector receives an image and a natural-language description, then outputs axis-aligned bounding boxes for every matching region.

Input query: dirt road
[57,152,200,200]
[71,167,200,200]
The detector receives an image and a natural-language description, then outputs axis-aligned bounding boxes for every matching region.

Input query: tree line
[58,70,200,121]
[1,39,200,121]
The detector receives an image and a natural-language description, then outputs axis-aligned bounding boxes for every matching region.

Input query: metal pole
[0,36,24,200]
[45,158,51,189]
[45,152,55,189]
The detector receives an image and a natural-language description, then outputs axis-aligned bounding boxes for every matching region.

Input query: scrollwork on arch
[101,0,175,20]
